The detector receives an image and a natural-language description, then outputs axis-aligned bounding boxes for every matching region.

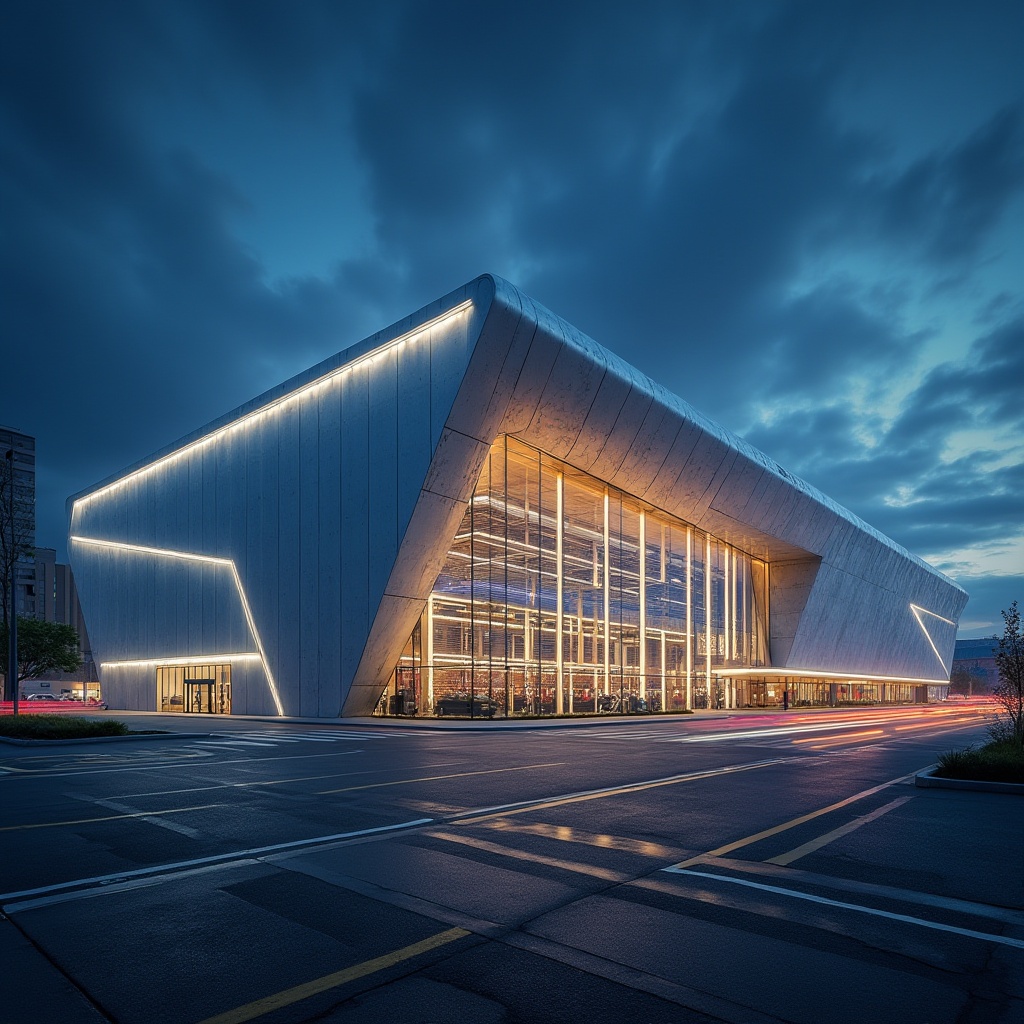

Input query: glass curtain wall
[391,436,768,717]
[732,678,923,708]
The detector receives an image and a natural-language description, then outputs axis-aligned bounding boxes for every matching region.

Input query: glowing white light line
[102,654,262,669]
[228,559,283,715]
[713,667,948,685]
[73,536,231,566]
[909,603,955,673]
[71,536,285,716]
[72,300,473,512]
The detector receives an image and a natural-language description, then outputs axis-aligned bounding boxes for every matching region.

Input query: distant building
[70,275,966,719]
[0,428,100,698]
[22,547,100,698]
[951,637,999,692]
[0,424,36,621]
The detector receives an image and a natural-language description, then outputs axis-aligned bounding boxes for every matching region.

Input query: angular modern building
[68,275,966,718]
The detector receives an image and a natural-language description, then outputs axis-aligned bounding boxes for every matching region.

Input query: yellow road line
[791,728,884,746]
[0,803,224,832]
[765,795,912,866]
[316,762,564,795]
[803,728,886,750]
[665,769,919,870]
[195,927,470,1024]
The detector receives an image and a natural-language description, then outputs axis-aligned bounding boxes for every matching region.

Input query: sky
[2,0,1022,639]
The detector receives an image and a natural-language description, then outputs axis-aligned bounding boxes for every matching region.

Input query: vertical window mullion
[555,470,564,715]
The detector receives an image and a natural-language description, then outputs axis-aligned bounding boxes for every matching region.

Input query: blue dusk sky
[2,1,1022,637]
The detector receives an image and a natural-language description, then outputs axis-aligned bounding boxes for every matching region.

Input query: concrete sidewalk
[0,918,109,1024]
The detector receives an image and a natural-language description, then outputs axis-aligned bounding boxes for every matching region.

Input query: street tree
[0,618,82,684]
[949,666,973,696]
[992,600,1024,748]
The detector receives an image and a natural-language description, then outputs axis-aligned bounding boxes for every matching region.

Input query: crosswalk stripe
[195,740,277,748]
[229,735,303,743]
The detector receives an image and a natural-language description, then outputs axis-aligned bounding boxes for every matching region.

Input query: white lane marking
[0,817,434,906]
[5,860,261,913]
[320,732,395,740]
[229,736,303,744]
[195,740,278,748]
[105,761,468,801]
[664,869,1024,950]
[0,747,366,780]
[263,737,337,743]
[215,731,394,743]
[699,858,1024,926]
[451,759,789,822]
[84,797,201,838]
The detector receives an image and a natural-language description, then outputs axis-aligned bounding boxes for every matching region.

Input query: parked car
[433,693,500,718]
[25,693,61,701]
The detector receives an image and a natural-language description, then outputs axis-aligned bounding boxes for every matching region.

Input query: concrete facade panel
[523,334,608,454]
[590,372,656,485]
[444,277,525,442]
[497,298,565,434]
[367,347,400,618]
[317,384,343,717]
[423,429,492,503]
[565,364,632,472]
[612,394,684,500]
[298,397,321,717]
[338,363,370,700]
[395,318,434,542]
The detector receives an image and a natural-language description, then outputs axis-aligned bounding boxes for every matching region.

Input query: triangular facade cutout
[910,603,958,675]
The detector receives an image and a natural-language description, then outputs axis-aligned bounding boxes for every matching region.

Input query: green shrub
[934,740,1024,783]
[0,715,130,740]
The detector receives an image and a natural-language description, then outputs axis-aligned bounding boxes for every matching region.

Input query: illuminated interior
[157,663,232,713]
[385,436,770,716]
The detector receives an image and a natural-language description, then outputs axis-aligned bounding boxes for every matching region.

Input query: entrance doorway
[157,663,232,714]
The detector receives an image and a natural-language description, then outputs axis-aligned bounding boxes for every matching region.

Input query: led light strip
[102,654,262,669]
[71,536,285,716]
[713,667,949,685]
[909,603,956,673]
[71,300,473,514]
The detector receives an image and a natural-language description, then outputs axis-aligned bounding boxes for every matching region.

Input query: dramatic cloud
[2,0,1022,635]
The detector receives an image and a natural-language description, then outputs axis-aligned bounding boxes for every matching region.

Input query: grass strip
[0,714,131,740]
[935,740,1024,784]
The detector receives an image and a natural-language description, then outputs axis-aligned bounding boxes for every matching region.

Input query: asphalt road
[1,703,1021,1024]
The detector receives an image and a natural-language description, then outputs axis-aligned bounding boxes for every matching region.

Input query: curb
[915,768,1024,795]
[77,709,732,731]
[0,731,210,747]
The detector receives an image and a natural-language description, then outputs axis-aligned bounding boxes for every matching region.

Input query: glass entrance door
[158,664,232,714]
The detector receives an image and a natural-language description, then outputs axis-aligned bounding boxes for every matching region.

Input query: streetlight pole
[4,449,17,716]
